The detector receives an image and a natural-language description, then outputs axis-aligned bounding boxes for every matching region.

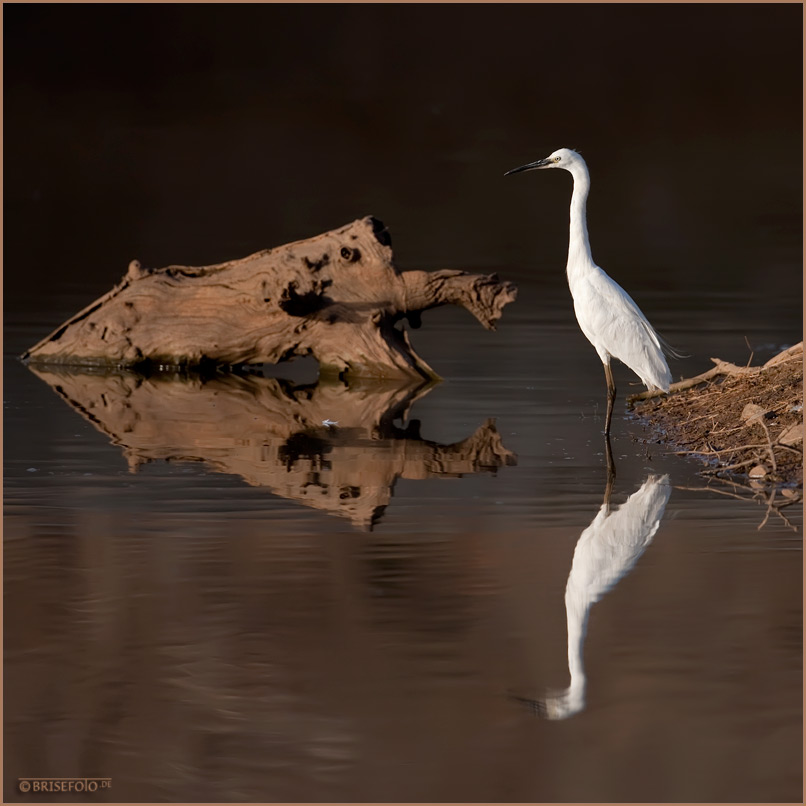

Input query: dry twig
[674,481,800,532]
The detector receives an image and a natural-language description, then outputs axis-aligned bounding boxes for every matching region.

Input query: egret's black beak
[504,158,551,176]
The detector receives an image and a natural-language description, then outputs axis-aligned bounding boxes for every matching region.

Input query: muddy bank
[630,343,803,490]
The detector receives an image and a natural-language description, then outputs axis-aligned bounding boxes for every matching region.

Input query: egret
[513,473,672,720]
[505,148,674,434]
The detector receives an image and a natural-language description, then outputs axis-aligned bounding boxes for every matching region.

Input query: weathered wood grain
[23,217,518,380]
[30,367,517,529]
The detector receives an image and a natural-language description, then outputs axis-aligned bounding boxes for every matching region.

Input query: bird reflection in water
[514,444,671,719]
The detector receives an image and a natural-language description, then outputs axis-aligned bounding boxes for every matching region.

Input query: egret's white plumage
[506,148,673,433]
[541,474,671,720]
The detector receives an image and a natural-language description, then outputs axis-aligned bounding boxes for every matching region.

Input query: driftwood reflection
[29,367,516,529]
[515,469,671,720]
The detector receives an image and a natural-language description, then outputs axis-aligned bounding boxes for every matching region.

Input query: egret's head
[505,148,583,176]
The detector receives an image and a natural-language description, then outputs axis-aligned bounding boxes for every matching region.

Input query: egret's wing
[584,270,662,346]
[592,271,686,359]
[573,270,673,388]
[569,475,671,602]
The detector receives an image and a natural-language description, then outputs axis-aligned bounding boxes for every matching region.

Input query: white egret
[513,473,672,720]
[506,148,674,434]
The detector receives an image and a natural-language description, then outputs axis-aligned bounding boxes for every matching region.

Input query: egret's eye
[554,156,561,162]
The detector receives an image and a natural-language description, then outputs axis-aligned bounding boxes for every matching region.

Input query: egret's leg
[603,362,616,435]
[603,434,615,514]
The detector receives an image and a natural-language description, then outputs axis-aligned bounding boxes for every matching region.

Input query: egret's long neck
[566,162,595,278]
[564,579,590,692]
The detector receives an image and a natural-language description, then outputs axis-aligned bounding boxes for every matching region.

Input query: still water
[4,3,802,802]
[4,281,802,803]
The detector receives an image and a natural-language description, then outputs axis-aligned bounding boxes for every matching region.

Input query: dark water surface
[4,4,802,803]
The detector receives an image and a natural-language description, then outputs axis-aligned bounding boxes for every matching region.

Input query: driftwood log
[30,367,517,530]
[23,217,517,380]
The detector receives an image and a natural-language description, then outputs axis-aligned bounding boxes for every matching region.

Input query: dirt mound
[630,343,803,490]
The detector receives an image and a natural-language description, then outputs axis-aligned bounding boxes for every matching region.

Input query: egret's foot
[507,690,547,718]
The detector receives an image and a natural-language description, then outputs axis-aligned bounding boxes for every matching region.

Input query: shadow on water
[27,365,517,530]
[512,449,672,720]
